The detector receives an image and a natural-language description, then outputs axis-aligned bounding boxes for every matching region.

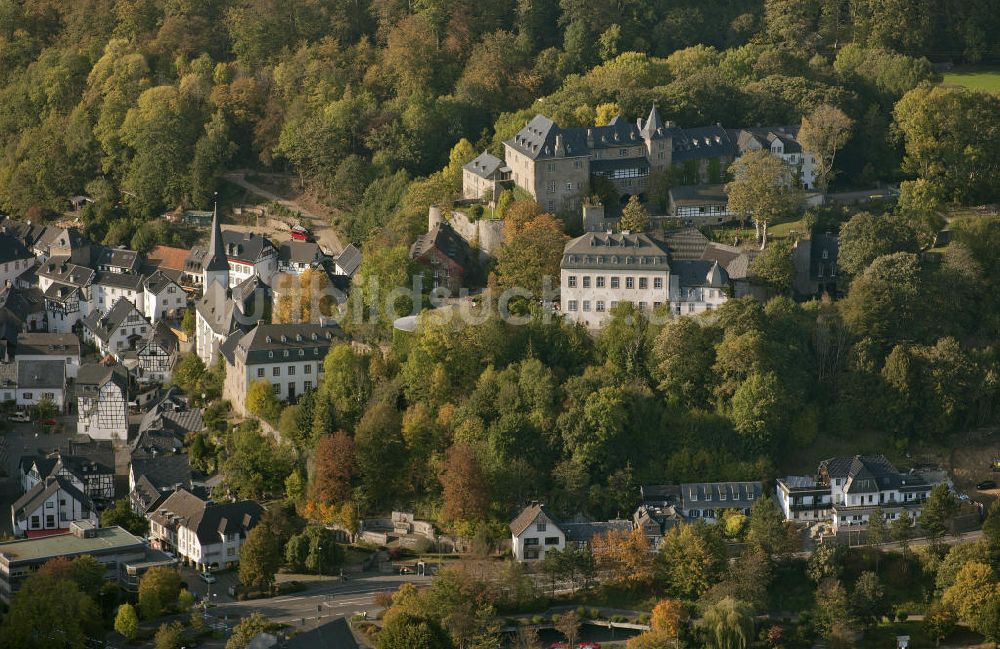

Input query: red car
[290,225,314,242]
[36,418,57,426]
[578,644,602,649]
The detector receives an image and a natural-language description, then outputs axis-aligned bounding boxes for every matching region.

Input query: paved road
[210,575,432,627]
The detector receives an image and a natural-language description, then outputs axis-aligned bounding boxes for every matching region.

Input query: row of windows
[270,381,312,393]
[256,364,316,378]
[567,276,664,290]
[567,300,663,312]
[593,166,649,180]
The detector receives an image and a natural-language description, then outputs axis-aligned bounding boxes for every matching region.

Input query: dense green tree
[239,525,281,592]
[0,570,100,649]
[284,526,343,574]
[138,567,181,619]
[377,612,455,649]
[837,212,919,277]
[115,603,139,640]
[100,498,149,535]
[726,149,800,247]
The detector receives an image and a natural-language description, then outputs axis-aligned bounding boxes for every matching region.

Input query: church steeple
[203,196,229,289]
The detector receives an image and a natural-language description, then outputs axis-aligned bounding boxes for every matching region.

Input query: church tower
[202,200,230,290]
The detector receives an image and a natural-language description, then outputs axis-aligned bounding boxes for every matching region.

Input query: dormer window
[266,336,272,343]
[296,334,302,341]
[298,349,304,356]
[280,335,287,343]
[311,333,318,341]
[268,351,273,358]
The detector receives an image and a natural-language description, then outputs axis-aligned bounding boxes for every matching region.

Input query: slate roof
[144,270,180,294]
[15,333,80,358]
[0,287,46,323]
[663,228,712,261]
[149,489,263,545]
[82,298,146,343]
[671,125,736,162]
[464,151,507,179]
[284,617,359,649]
[410,222,473,267]
[335,244,361,277]
[505,115,588,161]
[669,184,729,207]
[205,206,229,272]
[0,232,34,264]
[221,231,275,263]
[223,323,343,366]
[76,363,129,395]
[95,247,141,272]
[137,388,203,438]
[562,520,633,544]
[680,481,763,510]
[37,258,94,287]
[562,232,671,271]
[278,241,324,265]
[12,475,93,520]
[0,219,51,247]
[94,271,145,292]
[43,282,80,303]
[672,259,728,289]
[810,233,839,280]
[16,359,65,390]
[819,455,930,495]
[733,126,802,154]
[131,474,167,514]
[138,321,179,359]
[196,282,238,337]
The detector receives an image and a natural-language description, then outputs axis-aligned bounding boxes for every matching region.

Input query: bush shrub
[576,606,587,617]
[590,607,600,619]
[532,614,544,625]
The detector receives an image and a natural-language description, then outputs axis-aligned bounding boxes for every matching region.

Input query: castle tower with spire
[202,200,230,290]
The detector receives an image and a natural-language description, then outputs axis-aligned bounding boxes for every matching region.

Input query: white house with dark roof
[147,489,263,570]
[20,448,115,504]
[76,364,129,441]
[95,247,141,274]
[16,359,66,410]
[220,323,342,415]
[81,297,151,358]
[509,502,633,562]
[222,231,278,287]
[143,271,186,322]
[11,475,97,538]
[509,502,566,561]
[0,231,37,287]
[776,455,932,533]
[15,332,80,379]
[277,241,327,276]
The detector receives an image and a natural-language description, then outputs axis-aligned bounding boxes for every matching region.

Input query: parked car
[578,643,602,649]
[976,480,997,490]
[290,225,314,242]
[36,418,57,426]
[8,412,30,422]
[200,572,217,584]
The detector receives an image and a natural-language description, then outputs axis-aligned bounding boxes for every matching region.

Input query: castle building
[495,105,817,214]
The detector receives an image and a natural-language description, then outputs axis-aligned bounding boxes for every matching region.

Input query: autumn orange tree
[438,443,490,525]
[590,528,653,587]
[303,431,357,529]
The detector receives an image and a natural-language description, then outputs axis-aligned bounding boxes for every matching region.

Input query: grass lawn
[701,215,808,245]
[941,66,1000,93]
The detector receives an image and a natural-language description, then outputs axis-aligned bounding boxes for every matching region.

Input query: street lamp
[317,546,322,576]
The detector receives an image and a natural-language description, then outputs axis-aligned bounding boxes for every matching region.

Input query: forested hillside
[1,0,999,249]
